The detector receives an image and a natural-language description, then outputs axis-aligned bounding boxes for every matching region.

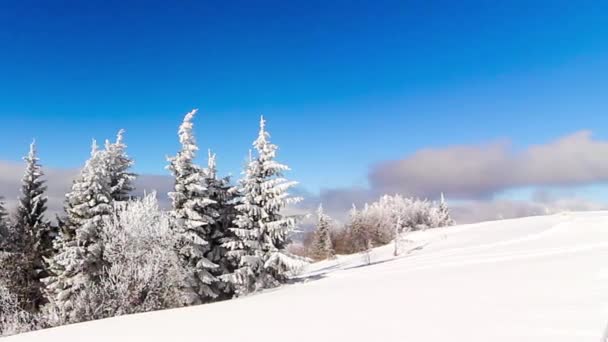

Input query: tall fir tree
[438,193,455,226]
[104,129,136,201]
[167,109,220,304]
[43,140,113,315]
[223,116,303,295]
[0,197,9,248]
[11,141,53,310]
[310,204,334,260]
[202,150,239,299]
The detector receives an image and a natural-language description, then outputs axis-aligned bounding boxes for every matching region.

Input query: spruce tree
[167,109,220,304]
[43,140,113,315]
[310,204,334,260]
[223,116,303,295]
[12,141,52,310]
[0,197,9,248]
[202,150,238,299]
[438,193,455,226]
[104,129,136,201]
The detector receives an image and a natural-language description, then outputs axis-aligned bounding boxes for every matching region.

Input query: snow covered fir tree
[0,197,9,247]
[0,141,52,312]
[222,116,304,295]
[43,136,135,319]
[200,150,239,299]
[309,204,335,261]
[104,130,136,202]
[437,192,455,227]
[13,141,53,311]
[0,110,457,336]
[167,109,224,304]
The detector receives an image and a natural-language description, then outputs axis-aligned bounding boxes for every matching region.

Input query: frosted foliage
[91,194,184,317]
[167,110,221,304]
[310,204,334,260]
[0,199,9,246]
[16,141,49,236]
[7,141,53,311]
[348,194,455,251]
[223,116,305,295]
[104,130,136,201]
[43,143,113,317]
[438,193,455,227]
[0,280,37,336]
[200,150,238,299]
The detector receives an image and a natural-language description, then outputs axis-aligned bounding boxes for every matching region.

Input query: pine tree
[202,150,238,299]
[11,141,53,310]
[43,140,113,315]
[0,197,9,248]
[310,204,334,260]
[223,116,303,295]
[103,129,136,201]
[167,109,220,304]
[438,193,455,226]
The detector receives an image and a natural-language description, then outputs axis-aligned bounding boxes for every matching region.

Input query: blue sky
[1,0,608,199]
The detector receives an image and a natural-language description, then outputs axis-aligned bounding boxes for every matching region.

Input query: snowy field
[7,211,608,341]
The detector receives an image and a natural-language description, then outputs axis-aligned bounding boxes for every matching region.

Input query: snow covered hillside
[8,211,608,342]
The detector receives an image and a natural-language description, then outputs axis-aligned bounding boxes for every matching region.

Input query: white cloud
[369,131,608,199]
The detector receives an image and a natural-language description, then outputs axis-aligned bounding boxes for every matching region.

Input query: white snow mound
[8,211,608,342]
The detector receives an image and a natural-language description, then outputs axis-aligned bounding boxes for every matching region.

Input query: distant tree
[437,193,455,227]
[342,194,452,255]
[309,204,334,261]
[103,130,136,201]
[347,204,373,254]
[223,116,304,295]
[167,109,220,304]
[43,140,113,317]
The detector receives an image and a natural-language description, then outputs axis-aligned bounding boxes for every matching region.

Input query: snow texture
[9,211,608,341]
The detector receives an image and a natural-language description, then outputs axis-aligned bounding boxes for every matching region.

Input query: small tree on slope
[310,204,334,260]
[438,193,455,227]
[43,141,113,316]
[103,130,136,202]
[223,116,303,295]
[167,109,220,304]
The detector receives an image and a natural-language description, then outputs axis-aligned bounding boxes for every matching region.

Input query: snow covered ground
[8,211,608,341]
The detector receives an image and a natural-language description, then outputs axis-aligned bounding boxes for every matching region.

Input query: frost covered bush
[0,283,38,336]
[95,193,185,316]
[336,194,454,254]
[47,193,185,324]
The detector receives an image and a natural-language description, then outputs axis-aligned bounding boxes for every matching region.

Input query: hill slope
[8,212,608,341]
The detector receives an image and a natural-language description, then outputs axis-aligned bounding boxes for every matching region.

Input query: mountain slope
[8,211,608,342]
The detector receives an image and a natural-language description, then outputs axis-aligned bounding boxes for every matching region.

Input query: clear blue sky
[1,0,608,193]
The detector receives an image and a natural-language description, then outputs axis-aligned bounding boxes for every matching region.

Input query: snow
[8,211,608,341]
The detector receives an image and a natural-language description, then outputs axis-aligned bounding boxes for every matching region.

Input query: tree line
[0,110,304,335]
[302,194,454,261]
[0,109,455,336]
